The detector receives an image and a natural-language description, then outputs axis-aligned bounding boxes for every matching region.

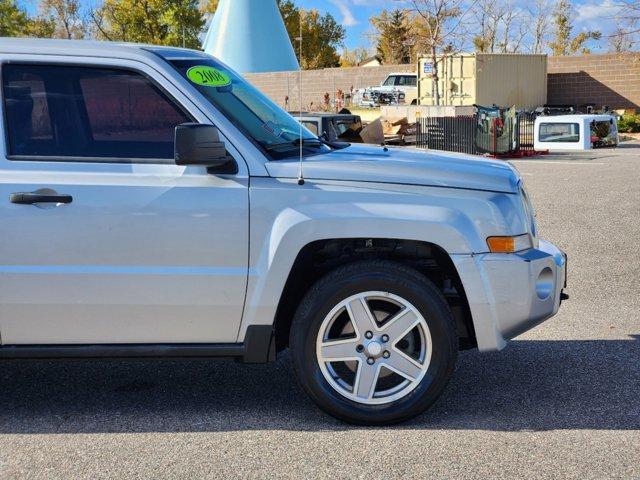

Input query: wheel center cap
[366,341,382,357]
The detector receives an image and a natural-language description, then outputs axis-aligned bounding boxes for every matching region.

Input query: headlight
[486,234,534,253]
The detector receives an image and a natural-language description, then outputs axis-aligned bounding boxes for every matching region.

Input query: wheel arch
[272,238,476,353]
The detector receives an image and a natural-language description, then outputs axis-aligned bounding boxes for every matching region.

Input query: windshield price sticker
[187,66,231,87]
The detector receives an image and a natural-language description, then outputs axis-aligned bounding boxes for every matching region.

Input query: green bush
[617,114,640,133]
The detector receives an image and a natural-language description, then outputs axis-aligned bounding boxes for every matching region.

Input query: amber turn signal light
[487,234,533,253]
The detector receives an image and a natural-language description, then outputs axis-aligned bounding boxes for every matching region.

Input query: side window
[590,120,617,146]
[2,64,192,162]
[401,76,417,87]
[538,123,580,143]
[300,120,319,136]
[2,72,53,155]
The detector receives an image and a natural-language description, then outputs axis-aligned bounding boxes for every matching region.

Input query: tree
[527,0,552,54]
[498,6,527,53]
[472,0,527,54]
[371,9,412,64]
[287,7,346,69]
[25,16,56,37]
[39,0,86,39]
[340,46,372,67]
[549,0,601,55]
[200,0,217,14]
[161,0,206,47]
[0,0,29,36]
[608,1,639,51]
[613,0,640,25]
[276,0,300,45]
[90,0,205,48]
[404,0,472,105]
[472,0,506,53]
[608,22,635,52]
[0,0,55,38]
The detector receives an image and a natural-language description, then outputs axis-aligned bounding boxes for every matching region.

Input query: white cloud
[329,0,360,26]
[575,0,619,32]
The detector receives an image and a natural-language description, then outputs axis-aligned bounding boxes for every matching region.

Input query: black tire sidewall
[290,261,457,425]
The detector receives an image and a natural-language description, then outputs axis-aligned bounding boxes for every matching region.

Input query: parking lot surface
[0,144,638,480]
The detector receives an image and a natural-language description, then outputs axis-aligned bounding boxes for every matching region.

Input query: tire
[289,260,457,425]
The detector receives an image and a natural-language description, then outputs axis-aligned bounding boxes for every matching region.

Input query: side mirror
[174,123,233,169]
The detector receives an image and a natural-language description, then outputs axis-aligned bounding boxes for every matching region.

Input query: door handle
[10,192,73,205]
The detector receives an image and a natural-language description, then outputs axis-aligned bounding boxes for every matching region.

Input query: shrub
[617,114,640,133]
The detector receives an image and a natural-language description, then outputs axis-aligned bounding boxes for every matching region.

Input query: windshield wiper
[264,138,326,151]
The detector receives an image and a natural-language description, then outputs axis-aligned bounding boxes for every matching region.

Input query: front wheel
[289,260,457,425]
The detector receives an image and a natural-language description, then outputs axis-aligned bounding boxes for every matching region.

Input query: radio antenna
[296,15,305,186]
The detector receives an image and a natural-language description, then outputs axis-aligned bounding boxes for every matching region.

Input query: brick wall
[245,53,640,112]
[244,64,414,111]
[547,53,640,111]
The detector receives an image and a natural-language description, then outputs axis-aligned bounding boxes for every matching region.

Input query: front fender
[238,178,524,341]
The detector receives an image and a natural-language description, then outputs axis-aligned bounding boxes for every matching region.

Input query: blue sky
[296,0,620,51]
[17,0,621,52]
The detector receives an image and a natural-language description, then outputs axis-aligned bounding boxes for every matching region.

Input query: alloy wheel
[316,291,432,405]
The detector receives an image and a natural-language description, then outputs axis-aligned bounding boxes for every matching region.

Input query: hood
[265,144,520,194]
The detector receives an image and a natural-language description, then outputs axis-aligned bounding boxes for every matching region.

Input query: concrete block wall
[547,53,640,111]
[245,53,640,112]
[244,65,414,111]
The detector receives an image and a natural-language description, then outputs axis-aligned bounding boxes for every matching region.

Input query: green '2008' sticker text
[186,66,231,87]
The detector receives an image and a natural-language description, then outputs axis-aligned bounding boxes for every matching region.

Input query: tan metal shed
[418,53,547,110]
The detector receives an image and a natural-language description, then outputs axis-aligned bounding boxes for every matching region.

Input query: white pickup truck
[0,39,567,425]
[354,72,419,107]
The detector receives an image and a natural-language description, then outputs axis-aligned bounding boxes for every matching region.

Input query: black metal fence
[417,112,540,156]
[416,116,478,154]
[515,112,537,153]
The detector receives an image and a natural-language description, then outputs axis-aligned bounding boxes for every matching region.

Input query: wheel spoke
[319,338,360,362]
[346,297,377,336]
[354,361,381,400]
[384,350,424,381]
[381,308,420,344]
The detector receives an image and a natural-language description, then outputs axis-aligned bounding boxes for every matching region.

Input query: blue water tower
[203,0,300,74]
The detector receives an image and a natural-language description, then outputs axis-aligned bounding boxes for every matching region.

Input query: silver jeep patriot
[0,39,567,425]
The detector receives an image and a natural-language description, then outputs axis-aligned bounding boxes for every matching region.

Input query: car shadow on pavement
[0,336,638,433]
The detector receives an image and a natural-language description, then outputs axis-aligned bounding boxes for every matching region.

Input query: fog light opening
[536,267,554,300]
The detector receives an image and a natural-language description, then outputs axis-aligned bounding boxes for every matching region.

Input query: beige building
[358,57,382,68]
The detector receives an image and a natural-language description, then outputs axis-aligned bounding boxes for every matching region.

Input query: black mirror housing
[174,123,232,168]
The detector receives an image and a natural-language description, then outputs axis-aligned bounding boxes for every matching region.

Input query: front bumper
[451,240,567,351]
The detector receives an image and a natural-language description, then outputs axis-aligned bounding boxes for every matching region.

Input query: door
[0,61,249,344]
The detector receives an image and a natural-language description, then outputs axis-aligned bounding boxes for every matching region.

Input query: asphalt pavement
[0,144,638,479]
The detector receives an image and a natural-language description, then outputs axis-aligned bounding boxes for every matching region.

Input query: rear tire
[289,260,457,425]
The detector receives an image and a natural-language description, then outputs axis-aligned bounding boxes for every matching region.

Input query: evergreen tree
[371,9,412,64]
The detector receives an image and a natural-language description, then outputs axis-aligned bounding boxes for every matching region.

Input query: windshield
[168,58,330,160]
[382,76,396,86]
